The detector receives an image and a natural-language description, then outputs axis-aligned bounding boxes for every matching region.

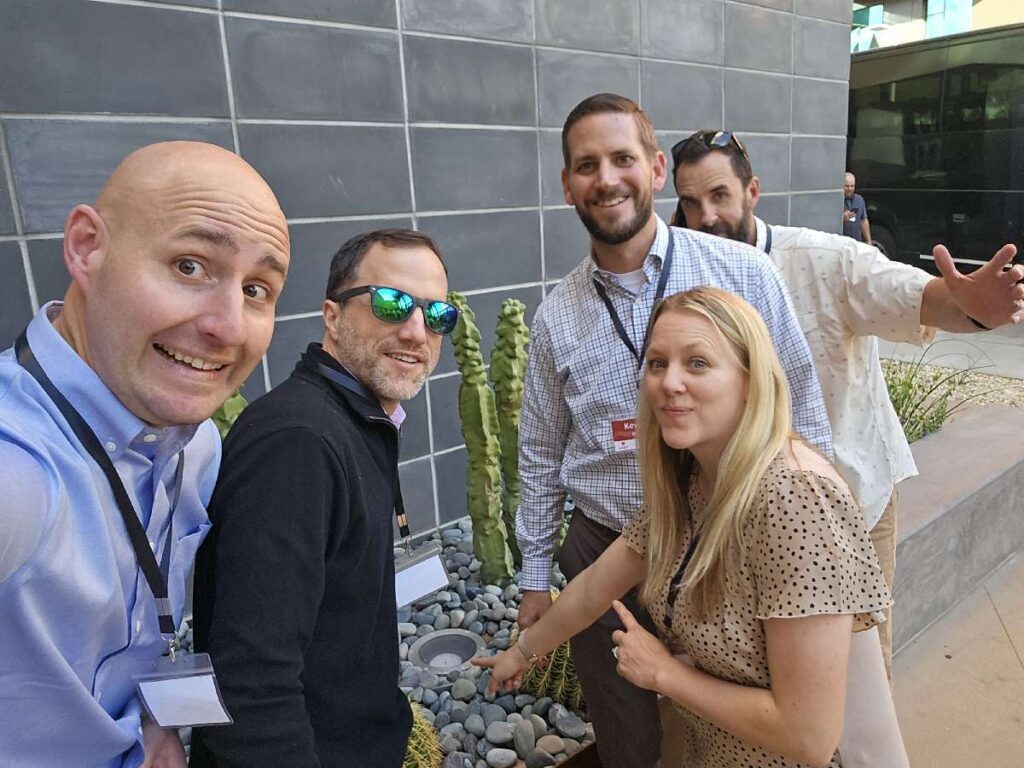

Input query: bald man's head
[843,172,856,198]
[56,140,290,427]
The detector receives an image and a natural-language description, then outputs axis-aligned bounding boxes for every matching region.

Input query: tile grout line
[0,123,38,313]
[531,0,547,297]
[985,584,1024,672]
[393,0,438,533]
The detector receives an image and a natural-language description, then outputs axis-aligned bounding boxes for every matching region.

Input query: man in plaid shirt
[514,93,833,768]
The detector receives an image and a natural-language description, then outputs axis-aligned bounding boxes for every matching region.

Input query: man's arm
[516,312,573,611]
[836,240,1024,340]
[751,267,834,456]
[194,427,342,768]
[859,207,871,245]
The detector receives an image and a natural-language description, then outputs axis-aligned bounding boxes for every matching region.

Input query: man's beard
[576,190,652,246]
[699,202,754,245]
[335,315,435,404]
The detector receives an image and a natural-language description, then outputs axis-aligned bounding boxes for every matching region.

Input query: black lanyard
[15,331,183,646]
[316,361,412,550]
[764,225,773,255]
[664,531,700,632]
[592,234,676,371]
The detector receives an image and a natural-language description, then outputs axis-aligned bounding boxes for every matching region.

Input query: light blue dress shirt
[0,303,220,767]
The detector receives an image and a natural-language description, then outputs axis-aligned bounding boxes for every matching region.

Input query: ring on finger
[611,646,619,660]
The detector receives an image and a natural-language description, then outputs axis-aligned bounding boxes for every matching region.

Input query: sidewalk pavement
[880,323,1024,379]
[893,552,1024,766]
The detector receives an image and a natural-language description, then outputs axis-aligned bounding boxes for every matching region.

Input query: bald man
[0,142,290,767]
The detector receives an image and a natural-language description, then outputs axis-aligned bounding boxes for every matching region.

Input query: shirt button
[143,433,158,443]
[105,441,117,453]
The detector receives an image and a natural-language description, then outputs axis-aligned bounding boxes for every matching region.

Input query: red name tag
[611,418,637,451]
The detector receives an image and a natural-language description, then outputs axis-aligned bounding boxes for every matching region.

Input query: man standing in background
[844,171,872,243]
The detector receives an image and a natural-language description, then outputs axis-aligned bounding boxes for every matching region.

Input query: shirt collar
[25,302,198,462]
[754,216,769,253]
[588,214,668,283]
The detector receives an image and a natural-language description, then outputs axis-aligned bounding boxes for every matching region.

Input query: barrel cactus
[517,590,584,711]
[402,701,442,768]
[489,299,530,566]
[448,292,515,586]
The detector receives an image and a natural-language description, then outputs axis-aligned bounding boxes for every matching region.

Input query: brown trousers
[558,512,661,768]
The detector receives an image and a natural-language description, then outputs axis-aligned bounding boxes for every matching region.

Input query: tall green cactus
[448,292,514,586]
[489,299,529,567]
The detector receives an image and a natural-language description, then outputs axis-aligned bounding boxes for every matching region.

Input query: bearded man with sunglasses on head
[671,130,1024,686]
[190,229,459,768]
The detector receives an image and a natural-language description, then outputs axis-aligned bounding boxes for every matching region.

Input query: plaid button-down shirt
[516,217,833,591]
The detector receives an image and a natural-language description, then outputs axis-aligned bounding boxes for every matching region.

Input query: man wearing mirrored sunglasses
[190,229,454,768]
[515,94,833,768]
[671,129,1024,683]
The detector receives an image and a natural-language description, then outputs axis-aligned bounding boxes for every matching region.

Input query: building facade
[1,0,854,537]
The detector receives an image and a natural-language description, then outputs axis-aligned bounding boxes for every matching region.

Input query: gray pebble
[450,707,467,724]
[555,713,586,740]
[468,621,484,635]
[485,721,514,745]
[513,718,536,758]
[562,738,581,756]
[398,622,417,637]
[464,714,486,737]
[481,703,507,727]
[441,735,462,755]
[450,609,466,628]
[533,697,553,717]
[493,695,516,714]
[529,714,548,740]
[434,712,452,730]
[443,754,473,768]
[486,748,518,768]
[525,747,556,768]
[415,624,434,637]
[462,609,479,627]
[506,713,522,725]
[536,735,564,754]
[434,614,452,630]
[452,679,477,702]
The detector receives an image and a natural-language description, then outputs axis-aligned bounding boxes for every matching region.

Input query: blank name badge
[134,652,232,729]
[395,541,448,608]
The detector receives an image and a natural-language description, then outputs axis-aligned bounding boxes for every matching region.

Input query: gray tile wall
[0,0,852,538]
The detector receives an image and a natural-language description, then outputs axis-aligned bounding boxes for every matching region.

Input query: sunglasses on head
[332,285,460,336]
[670,130,748,169]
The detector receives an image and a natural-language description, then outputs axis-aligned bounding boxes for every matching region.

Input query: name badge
[611,417,637,452]
[395,541,449,608]
[134,652,232,729]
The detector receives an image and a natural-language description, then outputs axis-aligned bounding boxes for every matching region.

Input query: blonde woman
[476,287,904,767]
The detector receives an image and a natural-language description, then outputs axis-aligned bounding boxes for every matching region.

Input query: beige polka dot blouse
[621,453,892,767]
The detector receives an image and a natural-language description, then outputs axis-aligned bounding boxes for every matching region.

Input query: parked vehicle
[847,23,1024,274]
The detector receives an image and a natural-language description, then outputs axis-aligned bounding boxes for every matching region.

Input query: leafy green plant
[402,701,442,768]
[882,345,1001,442]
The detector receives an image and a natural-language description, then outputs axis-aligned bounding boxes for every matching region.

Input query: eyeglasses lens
[372,288,414,323]
[425,302,459,335]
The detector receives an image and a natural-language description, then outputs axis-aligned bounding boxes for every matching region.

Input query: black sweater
[190,344,411,768]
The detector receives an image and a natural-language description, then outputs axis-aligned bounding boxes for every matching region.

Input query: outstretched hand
[140,720,187,768]
[472,646,531,697]
[610,600,674,693]
[934,243,1024,328]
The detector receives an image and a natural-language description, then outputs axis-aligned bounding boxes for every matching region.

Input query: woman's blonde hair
[637,287,792,617]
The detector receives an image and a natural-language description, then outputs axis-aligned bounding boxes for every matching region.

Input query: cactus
[448,292,515,586]
[517,590,585,711]
[402,701,443,768]
[489,299,530,567]
[211,390,247,440]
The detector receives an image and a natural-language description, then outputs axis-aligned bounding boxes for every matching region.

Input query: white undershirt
[598,267,647,294]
